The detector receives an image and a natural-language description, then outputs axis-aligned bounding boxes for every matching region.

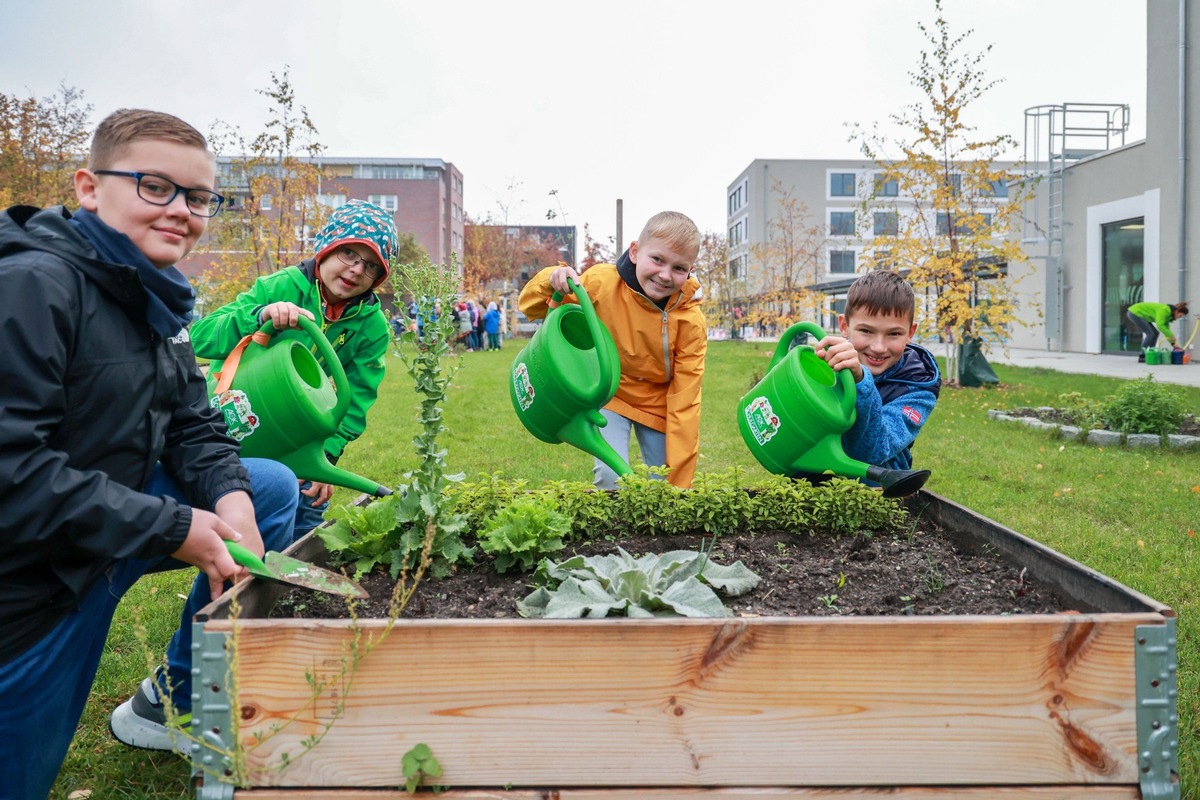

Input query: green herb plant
[1100,375,1187,435]
[250,256,473,780]
[320,254,475,581]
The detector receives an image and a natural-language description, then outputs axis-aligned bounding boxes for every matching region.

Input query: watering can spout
[559,410,633,479]
[282,442,393,497]
[864,466,931,498]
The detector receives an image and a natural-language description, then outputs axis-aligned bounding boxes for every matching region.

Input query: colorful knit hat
[313,199,399,287]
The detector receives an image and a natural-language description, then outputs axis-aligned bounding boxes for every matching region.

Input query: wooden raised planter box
[190,490,1180,800]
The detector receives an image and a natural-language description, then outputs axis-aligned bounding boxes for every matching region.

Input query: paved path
[987,347,1200,388]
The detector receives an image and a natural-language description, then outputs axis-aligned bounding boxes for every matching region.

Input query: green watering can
[509,277,632,477]
[737,321,930,498]
[207,314,391,498]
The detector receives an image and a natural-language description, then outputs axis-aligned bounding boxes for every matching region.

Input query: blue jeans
[593,408,667,490]
[0,458,297,800]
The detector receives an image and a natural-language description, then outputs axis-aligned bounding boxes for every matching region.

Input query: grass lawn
[51,338,1200,799]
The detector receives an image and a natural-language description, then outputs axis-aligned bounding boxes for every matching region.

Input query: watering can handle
[772,321,856,420]
[553,276,616,407]
[257,315,352,426]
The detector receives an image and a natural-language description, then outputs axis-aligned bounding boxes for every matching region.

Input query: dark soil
[270,517,1071,621]
[1006,407,1200,436]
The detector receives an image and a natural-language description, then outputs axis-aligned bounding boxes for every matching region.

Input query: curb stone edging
[987,409,1200,450]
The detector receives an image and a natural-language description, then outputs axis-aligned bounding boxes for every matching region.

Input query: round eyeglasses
[93,170,225,218]
[334,246,385,279]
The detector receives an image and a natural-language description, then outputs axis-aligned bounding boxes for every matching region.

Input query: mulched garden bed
[270,515,1070,621]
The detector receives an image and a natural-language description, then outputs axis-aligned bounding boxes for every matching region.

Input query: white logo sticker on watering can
[744,395,781,446]
[210,389,260,441]
[513,362,536,411]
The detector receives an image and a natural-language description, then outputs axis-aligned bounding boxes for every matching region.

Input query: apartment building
[725,158,1014,330]
[181,155,464,286]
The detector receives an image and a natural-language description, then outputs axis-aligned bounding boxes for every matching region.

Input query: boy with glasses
[186,199,399,542]
[0,108,299,797]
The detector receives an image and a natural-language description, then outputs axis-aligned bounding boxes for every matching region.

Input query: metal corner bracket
[1136,617,1180,800]
[191,622,236,800]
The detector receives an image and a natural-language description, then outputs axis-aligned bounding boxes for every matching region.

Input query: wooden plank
[234,788,1140,799]
[208,613,1161,789]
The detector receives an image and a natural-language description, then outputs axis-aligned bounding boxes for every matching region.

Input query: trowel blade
[262,551,369,599]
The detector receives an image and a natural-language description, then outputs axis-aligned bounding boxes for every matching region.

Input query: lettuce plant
[478,496,569,573]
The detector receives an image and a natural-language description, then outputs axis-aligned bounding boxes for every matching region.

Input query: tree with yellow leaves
[691,230,738,337]
[849,0,1032,383]
[196,68,328,310]
[0,85,92,210]
[747,178,828,335]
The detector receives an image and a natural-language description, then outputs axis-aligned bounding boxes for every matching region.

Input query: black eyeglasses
[93,170,225,218]
[334,246,385,279]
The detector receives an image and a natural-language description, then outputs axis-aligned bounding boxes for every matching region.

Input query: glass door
[1100,218,1144,353]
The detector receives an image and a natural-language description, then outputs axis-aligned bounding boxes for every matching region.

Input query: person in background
[0,108,298,795]
[1127,301,1189,361]
[518,211,707,489]
[472,298,486,351]
[189,200,398,541]
[484,300,502,350]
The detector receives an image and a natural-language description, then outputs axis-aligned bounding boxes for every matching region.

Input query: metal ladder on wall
[1023,103,1130,350]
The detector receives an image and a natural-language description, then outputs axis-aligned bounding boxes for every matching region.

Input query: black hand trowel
[225,541,368,599]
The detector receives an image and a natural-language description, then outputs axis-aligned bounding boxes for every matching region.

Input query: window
[728,217,747,247]
[369,194,398,212]
[873,175,899,197]
[728,254,748,282]
[937,211,991,236]
[873,211,898,237]
[260,195,273,211]
[830,173,856,197]
[728,183,746,215]
[369,165,424,180]
[944,173,963,196]
[983,179,1008,198]
[829,249,855,273]
[870,249,893,270]
[317,193,347,208]
[829,211,855,236]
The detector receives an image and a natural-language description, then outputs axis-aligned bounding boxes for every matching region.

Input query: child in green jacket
[191,199,398,538]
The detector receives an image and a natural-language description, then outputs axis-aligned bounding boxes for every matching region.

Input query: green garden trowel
[225,540,367,598]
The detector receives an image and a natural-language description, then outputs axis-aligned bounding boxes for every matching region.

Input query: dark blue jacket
[0,205,250,665]
[842,343,941,472]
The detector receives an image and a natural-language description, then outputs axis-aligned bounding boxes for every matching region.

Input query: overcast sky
[2,0,1147,251]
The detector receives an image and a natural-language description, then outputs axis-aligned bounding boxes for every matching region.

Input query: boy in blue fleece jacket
[814,270,941,475]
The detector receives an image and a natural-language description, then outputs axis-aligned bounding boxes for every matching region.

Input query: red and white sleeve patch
[902,405,922,425]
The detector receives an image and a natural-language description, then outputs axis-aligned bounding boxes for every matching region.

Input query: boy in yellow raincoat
[519,211,706,488]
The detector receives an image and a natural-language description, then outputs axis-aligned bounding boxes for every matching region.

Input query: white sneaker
[109,669,192,755]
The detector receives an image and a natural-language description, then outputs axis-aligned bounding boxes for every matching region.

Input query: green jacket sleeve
[190,273,294,370]
[324,313,389,459]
